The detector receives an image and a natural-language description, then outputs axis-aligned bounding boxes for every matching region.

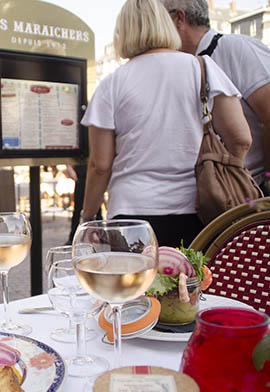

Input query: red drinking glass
[180,307,270,392]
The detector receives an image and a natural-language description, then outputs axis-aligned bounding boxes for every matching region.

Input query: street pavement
[2,210,72,302]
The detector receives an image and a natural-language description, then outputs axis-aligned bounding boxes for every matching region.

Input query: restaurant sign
[0,0,95,59]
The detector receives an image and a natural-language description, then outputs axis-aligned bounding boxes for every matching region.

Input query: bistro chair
[189,197,270,315]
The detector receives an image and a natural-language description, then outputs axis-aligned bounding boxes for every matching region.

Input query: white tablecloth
[0,294,251,391]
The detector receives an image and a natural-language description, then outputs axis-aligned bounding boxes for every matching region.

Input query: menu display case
[0,49,88,160]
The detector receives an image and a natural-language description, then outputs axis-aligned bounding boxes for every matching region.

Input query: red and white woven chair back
[205,221,270,315]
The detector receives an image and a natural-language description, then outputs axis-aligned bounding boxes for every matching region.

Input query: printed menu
[1,78,79,150]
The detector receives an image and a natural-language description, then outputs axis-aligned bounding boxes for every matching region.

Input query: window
[250,20,256,37]
[234,25,241,34]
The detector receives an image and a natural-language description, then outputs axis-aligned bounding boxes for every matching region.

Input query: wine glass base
[50,327,98,343]
[0,321,32,336]
[66,354,110,378]
[83,378,95,392]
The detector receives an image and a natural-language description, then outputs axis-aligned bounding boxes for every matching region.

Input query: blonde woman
[81,0,251,247]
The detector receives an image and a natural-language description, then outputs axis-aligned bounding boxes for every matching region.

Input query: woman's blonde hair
[114,0,181,59]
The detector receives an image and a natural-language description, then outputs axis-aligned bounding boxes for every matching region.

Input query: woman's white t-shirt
[81,52,241,218]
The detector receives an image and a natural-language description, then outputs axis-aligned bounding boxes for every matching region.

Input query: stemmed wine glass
[0,212,32,335]
[47,257,109,377]
[46,246,99,343]
[72,219,159,368]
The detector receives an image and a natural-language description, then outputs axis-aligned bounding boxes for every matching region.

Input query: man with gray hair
[161,0,270,194]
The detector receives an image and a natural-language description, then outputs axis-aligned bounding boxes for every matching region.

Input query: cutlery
[18,306,55,314]
[19,302,107,315]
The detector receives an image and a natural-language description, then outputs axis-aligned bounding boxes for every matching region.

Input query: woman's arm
[82,125,115,221]
[247,83,270,173]
[212,94,252,161]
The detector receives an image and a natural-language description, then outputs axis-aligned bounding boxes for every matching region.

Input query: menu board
[1,78,79,150]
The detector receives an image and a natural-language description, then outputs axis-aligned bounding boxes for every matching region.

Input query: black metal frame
[0,49,89,295]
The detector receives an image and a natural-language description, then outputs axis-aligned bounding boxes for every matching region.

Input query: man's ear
[175,8,186,29]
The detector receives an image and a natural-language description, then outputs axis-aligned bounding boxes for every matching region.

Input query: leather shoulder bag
[195,56,263,226]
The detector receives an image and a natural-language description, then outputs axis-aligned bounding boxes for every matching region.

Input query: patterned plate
[0,332,66,391]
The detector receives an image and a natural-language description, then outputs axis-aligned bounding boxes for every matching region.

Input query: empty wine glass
[0,212,32,335]
[47,258,109,377]
[72,219,159,368]
[46,246,98,343]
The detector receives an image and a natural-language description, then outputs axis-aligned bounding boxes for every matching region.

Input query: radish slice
[0,342,20,366]
[143,245,156,258]
[158,246,195,277]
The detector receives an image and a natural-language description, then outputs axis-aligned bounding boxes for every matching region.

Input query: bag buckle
[202,101,212,123]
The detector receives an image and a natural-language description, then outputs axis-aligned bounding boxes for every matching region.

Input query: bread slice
[0,366,24,392]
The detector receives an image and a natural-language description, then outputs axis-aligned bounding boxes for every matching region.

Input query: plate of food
[0,332,66,391]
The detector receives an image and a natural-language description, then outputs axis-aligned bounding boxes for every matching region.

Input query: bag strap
[196,152,245,168]
[197,56,212,124]
[198,55,206,100]
[198,33,223,56]
[196,56,244,168]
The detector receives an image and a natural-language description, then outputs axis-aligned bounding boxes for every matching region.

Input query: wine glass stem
[76,321,87,358]
[1,271,11,326]
[111,305,122,368]
[68,318,73,332]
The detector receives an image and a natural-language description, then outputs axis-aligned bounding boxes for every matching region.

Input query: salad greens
[253,333,270,371]
[146,274,178,297]
[179,240,209,281]
[146,241,209,297]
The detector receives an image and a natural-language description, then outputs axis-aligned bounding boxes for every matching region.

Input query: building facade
[231,4,270,47]
[96,43,127,84]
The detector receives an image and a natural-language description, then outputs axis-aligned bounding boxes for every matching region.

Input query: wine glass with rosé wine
[0,212,32,335]
[180,307,270,392]
[72,219,159,368]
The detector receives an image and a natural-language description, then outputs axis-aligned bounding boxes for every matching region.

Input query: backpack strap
[198,33,223,57]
